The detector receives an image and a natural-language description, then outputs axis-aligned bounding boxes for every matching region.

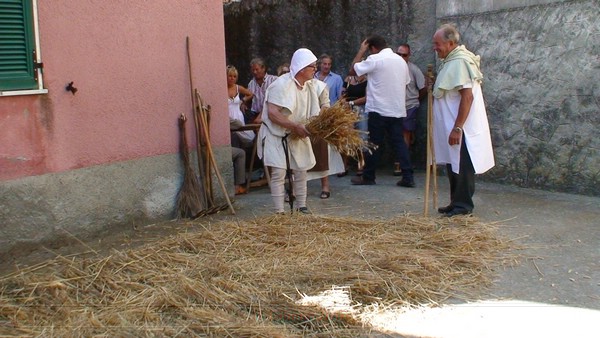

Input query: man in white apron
[432,24,495,217]
[257,48,329,214]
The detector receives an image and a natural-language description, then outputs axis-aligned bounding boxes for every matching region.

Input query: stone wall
[224,0,437,167]
[224,0,436,87]
[224,0,599,196]
[439,0,599,195]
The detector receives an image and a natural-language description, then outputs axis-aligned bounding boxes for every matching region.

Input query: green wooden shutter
[0,0,36,91]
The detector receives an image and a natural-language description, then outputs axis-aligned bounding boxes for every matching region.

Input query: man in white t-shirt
[348,35,415,187]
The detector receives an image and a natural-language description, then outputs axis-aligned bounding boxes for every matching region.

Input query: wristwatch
[453,126,463,133]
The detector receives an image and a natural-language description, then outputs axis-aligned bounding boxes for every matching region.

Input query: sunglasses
[397,53,409,57]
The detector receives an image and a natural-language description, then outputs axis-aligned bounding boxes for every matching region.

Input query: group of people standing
[226,23,494,217]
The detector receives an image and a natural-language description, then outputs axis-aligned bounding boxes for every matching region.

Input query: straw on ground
[0,214,512,337]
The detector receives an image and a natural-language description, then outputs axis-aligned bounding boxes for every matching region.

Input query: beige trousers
[269,167,307,213]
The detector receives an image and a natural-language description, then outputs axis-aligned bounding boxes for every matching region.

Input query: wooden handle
[424,63,437,216]
[426,64,434,93]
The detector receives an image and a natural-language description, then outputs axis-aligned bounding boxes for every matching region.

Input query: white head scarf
[290,48,317,78]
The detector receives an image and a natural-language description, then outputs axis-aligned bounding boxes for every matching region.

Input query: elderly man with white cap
[257,48,330,214]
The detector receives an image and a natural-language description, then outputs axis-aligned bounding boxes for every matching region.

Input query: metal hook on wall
[66,81,78,95]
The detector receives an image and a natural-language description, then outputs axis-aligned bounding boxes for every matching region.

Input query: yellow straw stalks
[0,214,512,337]
[304,102,376,166]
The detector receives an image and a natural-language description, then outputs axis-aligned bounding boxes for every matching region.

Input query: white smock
[257,74,323,170]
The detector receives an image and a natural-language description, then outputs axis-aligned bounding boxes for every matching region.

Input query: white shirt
[354,48,410,117]
[248,74,278,113]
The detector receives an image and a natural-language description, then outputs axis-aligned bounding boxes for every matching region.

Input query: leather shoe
[443,207,472,217]
[437,205,453,214]
[296,207,312,214]
[393,162,402,176]
[351,176,375,185]
[396,178,415,188]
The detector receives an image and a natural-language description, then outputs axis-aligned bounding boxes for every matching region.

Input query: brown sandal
[336,170,348,177]
[320,191,331,199]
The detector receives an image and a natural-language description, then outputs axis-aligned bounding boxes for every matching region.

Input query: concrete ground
[234,169,600,337]
[231,169,600,311]
[1,169,598,337]
[5,169,598,309]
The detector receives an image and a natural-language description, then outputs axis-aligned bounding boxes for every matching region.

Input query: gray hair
[249,57,266,68]
[438,24,460,44]
[319,53,333,62]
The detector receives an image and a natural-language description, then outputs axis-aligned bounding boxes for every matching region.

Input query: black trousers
[363,112,413,182]
[446,136,475,211]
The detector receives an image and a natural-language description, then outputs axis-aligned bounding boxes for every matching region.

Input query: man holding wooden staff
[431,24,495,217]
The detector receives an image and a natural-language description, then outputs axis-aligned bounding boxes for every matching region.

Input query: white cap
[290,48,317,78]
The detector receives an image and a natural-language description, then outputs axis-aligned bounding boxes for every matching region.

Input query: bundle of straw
[304,102,376,164]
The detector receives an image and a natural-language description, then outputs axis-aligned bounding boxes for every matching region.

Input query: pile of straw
[305,102,375,161]
[0,214,511,337]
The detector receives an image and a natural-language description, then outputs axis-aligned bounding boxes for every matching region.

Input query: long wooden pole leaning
[196,93,214,204]
[186,36,209,209]
[424,64,437,216]
[432,96,438,211]
[196,90,236,215]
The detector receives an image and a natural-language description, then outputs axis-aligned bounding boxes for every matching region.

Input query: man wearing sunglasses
[393,44,427,176]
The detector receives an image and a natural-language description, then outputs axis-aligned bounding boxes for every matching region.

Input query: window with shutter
[0,0,45,95]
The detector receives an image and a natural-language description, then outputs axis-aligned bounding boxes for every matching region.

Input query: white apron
[432,81,495,174]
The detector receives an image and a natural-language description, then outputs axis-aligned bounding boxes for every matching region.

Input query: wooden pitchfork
[424,64,438,216]
[196,89,235,215]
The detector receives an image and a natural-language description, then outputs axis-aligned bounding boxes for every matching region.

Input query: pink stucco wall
[0,1,229,181]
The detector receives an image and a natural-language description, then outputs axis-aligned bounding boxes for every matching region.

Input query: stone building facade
[224,0,599,196]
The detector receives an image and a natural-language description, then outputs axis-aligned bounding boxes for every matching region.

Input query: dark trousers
[446,136,475,211]
[363,112,413,182]
[244,110,260,124]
